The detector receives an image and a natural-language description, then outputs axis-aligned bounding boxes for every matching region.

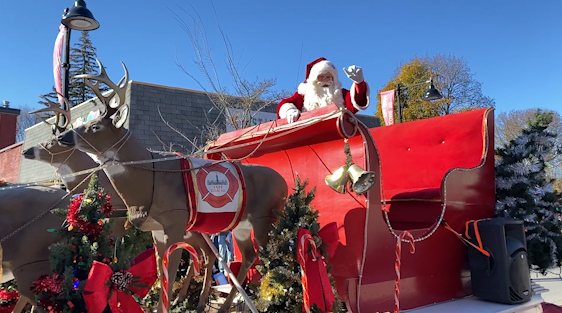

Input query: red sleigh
[205,105,496,312]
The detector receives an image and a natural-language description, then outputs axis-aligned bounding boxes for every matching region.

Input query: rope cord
[0,166,102,243]
[2,109,342,191]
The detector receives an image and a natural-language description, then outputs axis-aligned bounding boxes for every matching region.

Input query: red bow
[297,222,340,313]
[83,248,157,313]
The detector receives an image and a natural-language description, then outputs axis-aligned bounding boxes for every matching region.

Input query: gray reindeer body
[1,186,68,303]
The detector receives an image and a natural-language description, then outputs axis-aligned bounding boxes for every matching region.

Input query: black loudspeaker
[466,218,532,304]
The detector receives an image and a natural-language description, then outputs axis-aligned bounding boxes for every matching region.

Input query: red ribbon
[297,222,339,313]
[83,248,157,313]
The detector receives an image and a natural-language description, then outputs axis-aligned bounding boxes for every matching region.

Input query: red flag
[380,90,395,126]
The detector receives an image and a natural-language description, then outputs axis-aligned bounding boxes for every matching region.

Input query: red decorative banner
[83,248,158,313]
[380,90,396,126]
[296,222,339,313]
[53,24,65,105]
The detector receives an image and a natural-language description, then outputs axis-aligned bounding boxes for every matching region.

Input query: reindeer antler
[30,95,71,134]
[74,59,129,118]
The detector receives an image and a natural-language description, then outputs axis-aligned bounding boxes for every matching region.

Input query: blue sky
[0,0,561,117]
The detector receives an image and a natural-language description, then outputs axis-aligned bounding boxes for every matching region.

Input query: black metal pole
[396,85,402,123]
[61,24,72,101]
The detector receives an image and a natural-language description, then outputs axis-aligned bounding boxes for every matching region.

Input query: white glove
[343,65,364,83]
[286,108,301,123]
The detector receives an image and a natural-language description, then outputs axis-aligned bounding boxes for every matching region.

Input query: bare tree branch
[166,1,290,151]
[16,105,46,142]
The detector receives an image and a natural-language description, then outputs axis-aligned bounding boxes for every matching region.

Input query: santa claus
[277,57,370,123]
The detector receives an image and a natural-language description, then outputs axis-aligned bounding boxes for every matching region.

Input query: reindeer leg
[152,230,166,274]
[152,230,167,312]
[11,296,28,313]
[173,261,194,305]
[217,228,256,313]
[197,250,216,313]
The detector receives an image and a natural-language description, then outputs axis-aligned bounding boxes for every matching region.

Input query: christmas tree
[32,174,154,313]
[255,177,344,313]
[0,281,26,313]
[495,110,562,273]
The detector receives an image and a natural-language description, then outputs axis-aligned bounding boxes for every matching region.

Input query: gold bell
[348,164,376,195]
[325,165,350,194]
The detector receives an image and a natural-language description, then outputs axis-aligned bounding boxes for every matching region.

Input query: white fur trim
[278,102,298,118]
[298,82,307,95]
[350,81,370,111]
[308,60,339,83]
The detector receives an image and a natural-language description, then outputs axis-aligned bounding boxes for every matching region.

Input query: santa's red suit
[277,57,370,121]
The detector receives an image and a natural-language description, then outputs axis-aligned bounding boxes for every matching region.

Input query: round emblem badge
[196,164,239,208]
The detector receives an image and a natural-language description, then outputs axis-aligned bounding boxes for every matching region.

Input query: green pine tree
[36,87,59,127]
[0,280,30,313]
[495,110,562,273]
[32,174,145,313]
[68,31,109,106]
[38,86,60,107]
[255,177,344,313]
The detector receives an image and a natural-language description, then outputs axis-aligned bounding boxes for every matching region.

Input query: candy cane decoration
[297,232,318,313]
[395,231,415,313]
[161,242,199,313]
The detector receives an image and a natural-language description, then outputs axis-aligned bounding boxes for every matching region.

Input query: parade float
[1,60,553,313]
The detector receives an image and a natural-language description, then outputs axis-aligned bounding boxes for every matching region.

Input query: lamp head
[61,0,99,31]
[422,79,443,101]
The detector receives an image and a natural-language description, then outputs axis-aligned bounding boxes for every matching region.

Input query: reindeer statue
[57,60,289,313]
[0,100,128,313]
[22,98,216,311]
[1,102,85,313]
[1,186,70,312]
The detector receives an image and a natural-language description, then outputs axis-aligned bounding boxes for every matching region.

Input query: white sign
[225,109,277,132]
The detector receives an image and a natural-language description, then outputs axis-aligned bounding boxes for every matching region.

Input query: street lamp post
[60,0,99,102]
[396,78,443,123]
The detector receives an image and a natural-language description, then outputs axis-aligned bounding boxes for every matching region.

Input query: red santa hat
[298,57,339,95]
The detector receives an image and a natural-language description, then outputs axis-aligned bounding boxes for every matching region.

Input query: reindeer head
[57,59,130,161]
[22,136,71,161]
[22,96,73,161]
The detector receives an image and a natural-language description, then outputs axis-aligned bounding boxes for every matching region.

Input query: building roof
[0,106,21,115]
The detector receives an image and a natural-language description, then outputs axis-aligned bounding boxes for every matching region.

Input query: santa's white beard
[302,80,344,112]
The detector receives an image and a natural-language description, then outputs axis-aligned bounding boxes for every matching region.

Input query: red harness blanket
[179,158,246,234]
